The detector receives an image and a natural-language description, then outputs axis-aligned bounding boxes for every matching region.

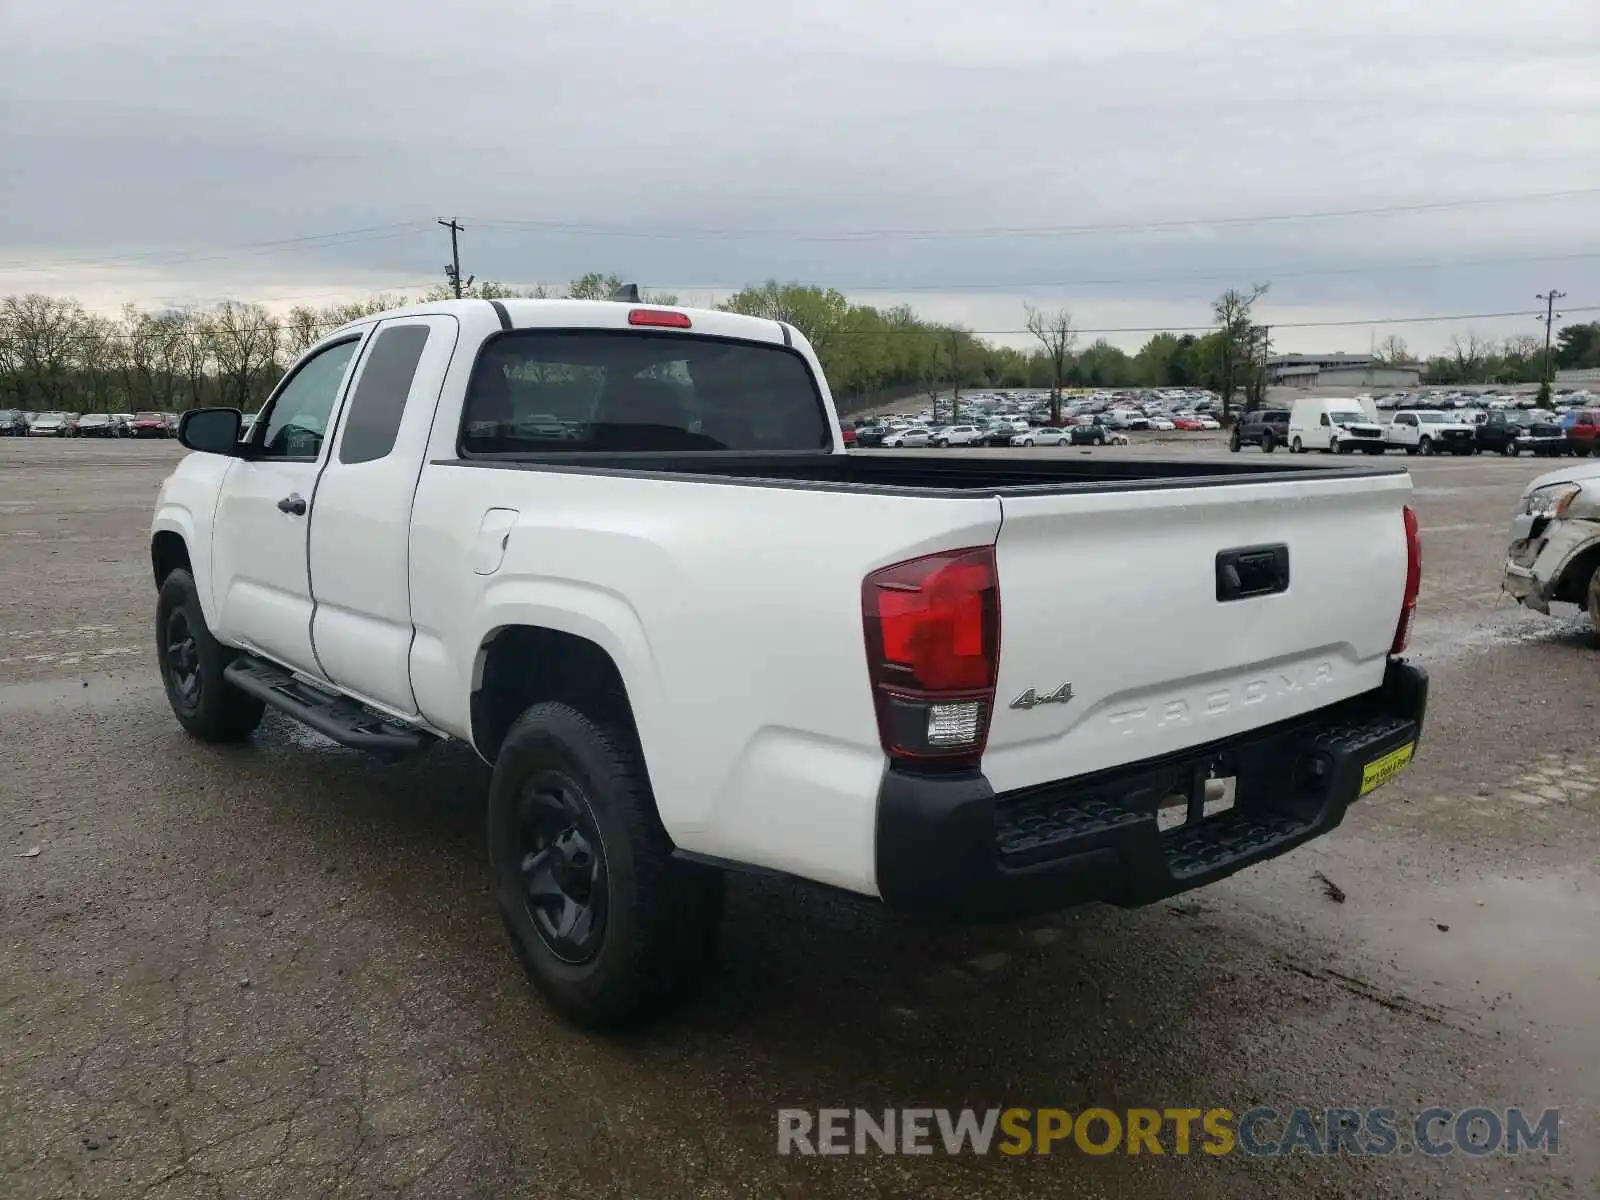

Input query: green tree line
[3,276,1591,418]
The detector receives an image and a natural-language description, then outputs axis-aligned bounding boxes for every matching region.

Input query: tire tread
[489,702,723,1030]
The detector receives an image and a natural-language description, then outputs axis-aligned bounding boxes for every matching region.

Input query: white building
[1268,353,1421,389]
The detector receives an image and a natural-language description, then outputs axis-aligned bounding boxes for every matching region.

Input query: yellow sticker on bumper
[1360,742,1415,796]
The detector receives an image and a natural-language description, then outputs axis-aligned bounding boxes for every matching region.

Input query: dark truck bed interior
[439,450,1405,496]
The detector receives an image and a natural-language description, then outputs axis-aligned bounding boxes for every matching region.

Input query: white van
[1287,398,1387,455]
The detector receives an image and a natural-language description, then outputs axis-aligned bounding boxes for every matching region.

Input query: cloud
[2,0,1596,353]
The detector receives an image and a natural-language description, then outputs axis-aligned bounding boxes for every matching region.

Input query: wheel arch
[470,624,646,770]
[1550,536,1600,607]
[151,529,191,589]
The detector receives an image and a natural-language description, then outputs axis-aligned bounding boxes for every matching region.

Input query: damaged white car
[1501,460,1600,632]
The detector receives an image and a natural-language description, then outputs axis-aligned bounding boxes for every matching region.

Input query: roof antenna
[610,282,641,302]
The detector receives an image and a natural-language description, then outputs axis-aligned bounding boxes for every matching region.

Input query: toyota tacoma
[150,297,1428,1029]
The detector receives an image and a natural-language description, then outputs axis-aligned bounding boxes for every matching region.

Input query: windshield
[460,330,830,454]
[1415,413,1448,423]
[1329,411,1367,424]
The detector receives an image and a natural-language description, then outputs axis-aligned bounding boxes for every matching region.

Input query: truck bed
[437,450,1404,496]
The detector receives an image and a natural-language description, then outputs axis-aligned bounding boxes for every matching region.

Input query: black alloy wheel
[164,608,202,712]
[516,770,610,963]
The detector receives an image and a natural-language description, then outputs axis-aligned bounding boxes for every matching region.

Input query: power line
[469,186,1600,242]
[6,303,1595,346]
[5,186,1593,280]
[0,222,435,272]
[523,249,1600,295]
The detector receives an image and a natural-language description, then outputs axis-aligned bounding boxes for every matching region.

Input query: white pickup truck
[151,297,1428,1029]
[1385,410,1479,456]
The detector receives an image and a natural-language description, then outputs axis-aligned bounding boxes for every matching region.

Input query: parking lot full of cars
[0,409,179,437]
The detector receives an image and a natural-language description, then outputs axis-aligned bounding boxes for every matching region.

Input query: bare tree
[283,306,324,357]
[149,311,189,410]
[175,311,213,411]
[1449,332,1490,379]
[1024,305,1076,424]
[0,293,85,407]
[1374,334,1411,364]
[1502,333,1541,360]
[77,315,121,412]
[1211,283,1270,419]
[210,301,280,410]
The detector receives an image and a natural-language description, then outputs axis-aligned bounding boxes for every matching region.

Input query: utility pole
[947,329,963,423]
[439,218,466,298]
[1246,324,1271,410]
[1537,289,1566,389]
[1260,324,1272,405]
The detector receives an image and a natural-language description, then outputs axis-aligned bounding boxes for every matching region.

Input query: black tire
[1587,567,1600,638]
[1261,433,1276,454]
[1508,442,1520,457]
[1419,437,1435,456]
[1291,436,1303,453]
[155,568,265,742]
[487,702,724,1031]
[936,439,949,448]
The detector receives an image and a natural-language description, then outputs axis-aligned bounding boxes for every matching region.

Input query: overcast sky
[3,0,1597,353]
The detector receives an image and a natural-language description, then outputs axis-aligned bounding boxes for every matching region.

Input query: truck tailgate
[982,471,1413,794]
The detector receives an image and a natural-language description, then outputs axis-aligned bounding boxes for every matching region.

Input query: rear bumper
[875,658,1428,921]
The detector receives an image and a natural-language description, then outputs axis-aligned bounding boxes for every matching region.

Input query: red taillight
[1391,504,1421,655]
[627,308,692,328]
[862,547,1000,765]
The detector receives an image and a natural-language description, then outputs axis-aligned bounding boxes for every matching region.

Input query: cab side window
[1320,414,1330,427]
[338,325,431,465]
[257,339,361,460]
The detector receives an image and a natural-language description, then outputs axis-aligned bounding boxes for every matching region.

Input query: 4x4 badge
[1010,683,1074,710]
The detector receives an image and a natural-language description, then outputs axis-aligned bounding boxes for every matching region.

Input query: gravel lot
[2,438,1596,1199]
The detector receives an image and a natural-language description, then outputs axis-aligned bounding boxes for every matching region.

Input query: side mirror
[177,408,243,455]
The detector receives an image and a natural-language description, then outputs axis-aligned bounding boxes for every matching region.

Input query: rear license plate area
[1156,761,1236,833]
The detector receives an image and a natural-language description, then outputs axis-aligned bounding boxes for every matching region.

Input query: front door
[211,335,365,674]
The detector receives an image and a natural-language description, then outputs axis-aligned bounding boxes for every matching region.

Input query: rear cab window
[458,330,832,455]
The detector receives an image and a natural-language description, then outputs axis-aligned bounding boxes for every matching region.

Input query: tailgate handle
[1216,544,1289,602]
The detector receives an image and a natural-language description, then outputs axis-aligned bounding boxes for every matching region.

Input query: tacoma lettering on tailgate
[1104,662,1336,736]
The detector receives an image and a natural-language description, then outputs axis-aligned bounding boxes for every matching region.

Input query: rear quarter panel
[407,466,1002,894]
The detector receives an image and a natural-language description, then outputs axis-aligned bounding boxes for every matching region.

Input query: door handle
[276,494,307,516]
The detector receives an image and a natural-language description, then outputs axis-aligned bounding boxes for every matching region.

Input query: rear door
[308,315,459,715]
[981,471,1412,794]
[211,335,366,673]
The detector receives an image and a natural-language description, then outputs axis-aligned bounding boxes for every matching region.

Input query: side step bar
[223,655,436,760]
